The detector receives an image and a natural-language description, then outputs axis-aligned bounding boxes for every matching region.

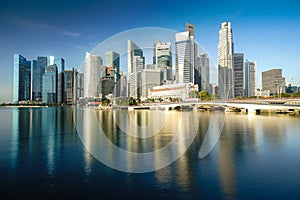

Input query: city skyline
[1,0,300,102]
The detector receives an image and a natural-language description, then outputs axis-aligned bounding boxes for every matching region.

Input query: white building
[175,31,195,84]
[128,40,144,98]
[218,22,234,99]
[245,60,257,97]
[83,52,102,98]
[148,83,194,100]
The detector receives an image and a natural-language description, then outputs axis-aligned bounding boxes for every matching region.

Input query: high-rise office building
[233,53,244,97]
[154,41,172,83]
[13,54,31,103]
[63,67,83,105]
[42,64,58,104]
[186,23,198,87]
[218,22,234,99]
[32,56,47,101]
[53,57,65,104]
[245,60,257,97]
[198,53,210,91]
[175,31,194,84]
[175,23,196,85]
[84,52,102,98]
[47,56,65,103]
[262,69,285,95]
[105,51,120,96]
[105,51,120,70]
[128,40,144,98]
[154,41,172,68]
[141,68,162,99]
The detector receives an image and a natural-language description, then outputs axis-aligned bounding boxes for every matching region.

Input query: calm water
[1,107,300,199]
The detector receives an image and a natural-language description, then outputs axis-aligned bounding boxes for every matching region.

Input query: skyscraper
[245,60,257,97]
[175,23,196,84]
[128,40,144,98]
[42,64,58,103]
[13,54,31,103]
[175,31,194,84]
[153,41,172,83]
[105,51,120,70]
[198,53,210,91]
[105,51,120,96]
[53,57,65,104]
[32,56,47,101]
[186,23,198,87]
[64,67,82,105]
[84,52,102,98]
[218,22,234,99]
[233,53,244,97]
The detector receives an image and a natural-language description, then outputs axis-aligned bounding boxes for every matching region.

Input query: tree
[128,97,137,106]
[102,98,111,106]
[198,90,211,100]
[189,91,198,98]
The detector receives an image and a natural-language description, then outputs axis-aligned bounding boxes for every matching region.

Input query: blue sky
[0,0,300,102]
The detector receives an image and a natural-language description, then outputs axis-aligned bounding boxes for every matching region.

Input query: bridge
[126,99,300,114]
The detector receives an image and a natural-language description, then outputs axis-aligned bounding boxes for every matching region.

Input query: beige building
[262,69,285,95]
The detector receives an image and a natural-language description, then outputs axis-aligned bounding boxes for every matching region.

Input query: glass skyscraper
[233,53,244,97]
[32,56,47,101]
[13,54,31,103]
[42,64,58,103]
[47,56,65,103]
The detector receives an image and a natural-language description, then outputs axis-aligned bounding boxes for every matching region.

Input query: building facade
[84,52,102,98]
[154,41,172,83]
[63,67,83,105]
[233,53,244,97]
[32,56,47,101]
[245,60,257,97]
[175,31,194,84]
[13,54,31,103]
[128,40,144,98]
[141,68,162,99]
[262,69,285,95]
[42,64,58,104]
[105,51,120,96]
[198,53,210,91]
[218,22,234,99]
[148,83,194,101]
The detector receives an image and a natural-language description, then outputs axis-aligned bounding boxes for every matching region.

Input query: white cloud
[18,19,80,38]
[62,31,80,37]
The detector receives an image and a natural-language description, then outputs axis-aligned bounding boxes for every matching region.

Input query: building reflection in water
[76,108,199,173]
[11,107,77,178]
[261,115,286,149]
[218,113,238,199]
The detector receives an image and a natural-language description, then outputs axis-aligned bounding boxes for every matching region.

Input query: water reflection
[75,109,200,173]
[10,107,76,178]
[3,107,300,199]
